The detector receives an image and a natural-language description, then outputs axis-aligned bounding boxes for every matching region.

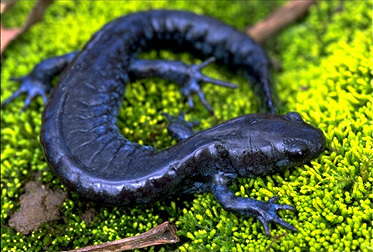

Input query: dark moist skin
[2,10,325,236]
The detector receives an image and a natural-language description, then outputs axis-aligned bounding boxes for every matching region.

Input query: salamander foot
[212,174,296,237]
[2,75,49,111]
[251,196,297,236]
[180,57,238,115]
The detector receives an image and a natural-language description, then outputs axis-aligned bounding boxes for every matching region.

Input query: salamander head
[217,112,326,177]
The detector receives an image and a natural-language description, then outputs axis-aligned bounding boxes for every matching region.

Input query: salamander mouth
[276,157,289,167]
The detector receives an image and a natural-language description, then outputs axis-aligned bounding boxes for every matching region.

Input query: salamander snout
[286,137,325,165]
[283,113,326,165]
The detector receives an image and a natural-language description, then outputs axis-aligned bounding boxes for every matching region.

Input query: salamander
[2,10,325,236]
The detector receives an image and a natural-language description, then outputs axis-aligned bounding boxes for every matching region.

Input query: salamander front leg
[211,174,296,237]
[2,51,78,110]
[128,57,238,115]
[162,112,198,141]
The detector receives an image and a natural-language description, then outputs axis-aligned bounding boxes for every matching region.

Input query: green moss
[1,1,372,251]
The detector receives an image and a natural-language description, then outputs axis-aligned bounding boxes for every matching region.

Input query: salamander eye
[288,142,308,158]
[285,112,304,123]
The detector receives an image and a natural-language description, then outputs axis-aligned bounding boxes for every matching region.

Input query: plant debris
[80,207,97,225]
[66,221,179,252]
[246,0,316,43]
[8,180,67,235]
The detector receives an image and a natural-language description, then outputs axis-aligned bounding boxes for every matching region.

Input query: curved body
[6,10,326,236]
[40,10,276,204]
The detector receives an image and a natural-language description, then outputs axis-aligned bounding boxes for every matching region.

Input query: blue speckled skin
[3,10,325,236]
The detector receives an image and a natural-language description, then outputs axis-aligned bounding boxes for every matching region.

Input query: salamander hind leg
[211,174,296,237]
[129,57,238,115]
[1,52,77,111]
[179,57,238,115]
[2,75,49,111]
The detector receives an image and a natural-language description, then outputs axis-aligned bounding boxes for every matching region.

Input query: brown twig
[1,0,54,54]
[1,0,16,14]
[246,0,317,43]
[19,0,54,33]
[65,222,179,252]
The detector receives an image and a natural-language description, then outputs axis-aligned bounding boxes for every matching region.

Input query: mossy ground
[1,1,372,251]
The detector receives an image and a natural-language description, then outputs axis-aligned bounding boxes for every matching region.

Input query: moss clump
[1,1,372,251]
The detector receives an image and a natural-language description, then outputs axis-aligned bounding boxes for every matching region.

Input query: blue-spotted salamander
[2,10,325,236]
